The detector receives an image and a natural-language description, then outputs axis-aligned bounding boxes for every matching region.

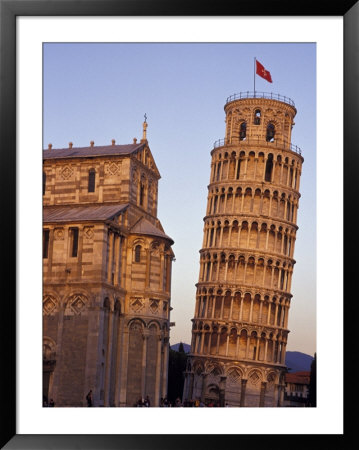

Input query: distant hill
[170,342,191,353]
[285,351,314,372]
[170,344,314,372]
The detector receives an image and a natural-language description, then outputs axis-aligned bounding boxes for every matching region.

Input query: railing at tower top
[226,91,295,108]
[212,137,302,156]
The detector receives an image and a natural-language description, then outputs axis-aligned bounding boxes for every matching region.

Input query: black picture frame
[1,0,356,448]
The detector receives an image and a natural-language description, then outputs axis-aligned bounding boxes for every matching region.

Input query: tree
[167,343,188,404]
[308,352,316,407]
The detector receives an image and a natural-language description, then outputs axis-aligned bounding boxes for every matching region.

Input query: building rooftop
[131,217,174,244]
[43,143,144,160]
[43,204,128,223]
[285,371,310,385]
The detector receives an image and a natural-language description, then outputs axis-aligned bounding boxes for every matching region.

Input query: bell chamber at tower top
[220,92,300,155]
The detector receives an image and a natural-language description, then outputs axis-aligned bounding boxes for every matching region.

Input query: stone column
[245,336,250,359]
[161,337,170,399]
[267,301,272,325]
[234,158,240,180]
[216,332,220,355]
[268,193,273,217]
[262,157,268,181]
[229,295,234,320]
[154,336,162,406]
[253,157,258,180]
[200,331,205,354]
[118,326,129,406]
[219,161,224,180]
[239,296,244,321]
[225,334,230,356]
[219,295,224,319]
[255,337,260,360]
[264,339,268,362]
[270,266,275,289]
[243,262,248,283]
[50,304,65,404]
[249,297,254,322]
[187,372,195,401]
[104,309,115,406]
[259,381,266,407]
[235,334,240,358]
[201,373,208,402]
[259,299,263,323]
[240,379,247,406]
[107,232,114,282]
[274,301,278,325]
[243,156,249,179]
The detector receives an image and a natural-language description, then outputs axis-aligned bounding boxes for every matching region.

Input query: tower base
[183,355,286,407]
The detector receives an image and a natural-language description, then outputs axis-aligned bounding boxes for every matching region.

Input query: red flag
[256,60,272,83]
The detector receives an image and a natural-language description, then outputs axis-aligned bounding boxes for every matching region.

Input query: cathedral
[183,92,304,407]
[42,121,175,407]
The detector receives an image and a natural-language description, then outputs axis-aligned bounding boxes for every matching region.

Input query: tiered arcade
[183,92,304,407]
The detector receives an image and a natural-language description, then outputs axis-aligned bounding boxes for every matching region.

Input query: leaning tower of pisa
[183,92,304,407]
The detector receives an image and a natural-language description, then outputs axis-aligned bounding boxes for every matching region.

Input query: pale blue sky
[43,43,316,356]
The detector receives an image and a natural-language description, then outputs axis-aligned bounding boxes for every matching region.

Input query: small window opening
[43,172,46,196]
[88,169,96,192]
[254,109,261,125]
[43,229,50,259]
[70,227,79,257]
[240,122,247,141]
[135,245,141,263]
[266,123,275,142]
[139,183,145,206]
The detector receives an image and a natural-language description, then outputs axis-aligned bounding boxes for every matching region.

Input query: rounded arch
[43,336,56,360]
[127,317,146,331]
[147,320,161,331]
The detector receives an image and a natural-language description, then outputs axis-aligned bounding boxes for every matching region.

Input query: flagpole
[254,57,256,97]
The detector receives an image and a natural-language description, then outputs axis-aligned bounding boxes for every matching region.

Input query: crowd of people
[147,397,221,407]
[42,396,55,407]
[44,391,222,407]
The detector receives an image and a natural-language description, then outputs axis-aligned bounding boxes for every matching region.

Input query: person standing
[86,390,93,407]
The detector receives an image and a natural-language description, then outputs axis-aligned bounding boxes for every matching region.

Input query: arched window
[88,169,96,192]
[254,109,261,125]
[135,245,141,263]
[43,172,46,196]
[140,183,145,206]
[239,122,247,141]
[265,154,274,182]
[266,123,275,142]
